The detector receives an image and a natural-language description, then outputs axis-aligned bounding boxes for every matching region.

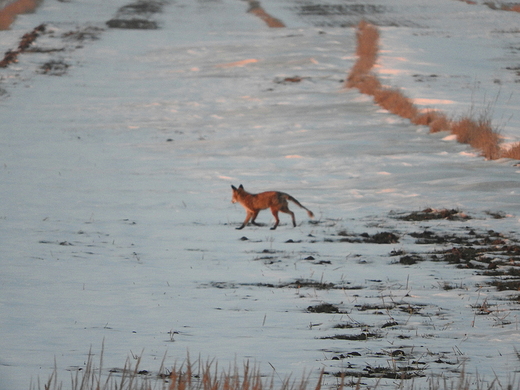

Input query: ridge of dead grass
[0,23,46,68]
[346,20,511,161]
[0,0,41,30]
[247,2,285,28]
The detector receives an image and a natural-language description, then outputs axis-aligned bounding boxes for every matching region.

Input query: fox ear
[239,184,244,189]
[231,185,237,190]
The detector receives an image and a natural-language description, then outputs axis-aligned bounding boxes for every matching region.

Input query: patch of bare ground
[346,21,512,161]
[238,209,520,291]
[39,59,69,76]
[321,332,382,341]
[209,209,520,385]
[308,303,344,313]
[206,279,361,290]
[291,4,420,28]
[106,0,168,29]
[295,4,388,17]
[329,365,425,380]
[394,208,470,221]
[396,214,520,293]
[325,230,400,244]
[0,23,103,87]
[62,26,104,42]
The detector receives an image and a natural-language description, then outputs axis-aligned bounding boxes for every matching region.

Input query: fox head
[231,184,244,203]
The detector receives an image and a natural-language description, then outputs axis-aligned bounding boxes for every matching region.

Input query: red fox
[231,184,314,230]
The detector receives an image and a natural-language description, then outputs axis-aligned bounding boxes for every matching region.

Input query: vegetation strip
[246,1,285,28]
[0,0,41,30]
[346,20,520,160]
[0,23,46,68]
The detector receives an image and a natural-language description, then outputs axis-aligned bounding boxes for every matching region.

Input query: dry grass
[429,113,452,133]
[346,20,379,90]
[411,110,451,133]
[500,142,520,159]
[354,20,379,66]
[415,110,452,133]
[36,346,520,390]
[451,115,502,159]
[35,346,323,390]
[350,72,381,95]
[346,20,509,161]
[247,4,285,28]
[373,88,418,120]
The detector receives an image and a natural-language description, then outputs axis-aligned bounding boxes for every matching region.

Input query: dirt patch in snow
[207,208,520,383]
[106,0,168,30]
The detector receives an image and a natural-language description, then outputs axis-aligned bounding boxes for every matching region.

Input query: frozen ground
[1,0,520,389]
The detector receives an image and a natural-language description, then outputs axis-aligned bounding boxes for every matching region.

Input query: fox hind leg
[280,204,296,227]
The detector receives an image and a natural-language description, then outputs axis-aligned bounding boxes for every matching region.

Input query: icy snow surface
[1,0,520,389]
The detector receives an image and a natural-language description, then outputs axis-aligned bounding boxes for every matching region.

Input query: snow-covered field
[2,0,520,389]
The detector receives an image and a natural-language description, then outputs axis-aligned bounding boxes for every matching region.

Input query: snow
[1,0,520,389]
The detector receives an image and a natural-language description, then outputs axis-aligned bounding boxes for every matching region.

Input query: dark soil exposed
[207,209,520,382]
[395,208,471,221]
[106,0,167,29]
[0,24,46,68]
[39,60,69,76]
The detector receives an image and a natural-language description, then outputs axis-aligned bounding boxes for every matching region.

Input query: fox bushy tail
[287,195,314,218]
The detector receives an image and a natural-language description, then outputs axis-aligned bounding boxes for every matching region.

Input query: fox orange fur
[231,184,314,230]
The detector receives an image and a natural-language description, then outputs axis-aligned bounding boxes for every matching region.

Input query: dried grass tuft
[451,115,502,159]
[412,110,451,133]
[411,110,436,126]
[429,113,452,133]
[501,142,520,160]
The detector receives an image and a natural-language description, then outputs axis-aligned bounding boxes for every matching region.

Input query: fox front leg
[250,210,261,226]
[270,208,280,230]
[237,211,253,230]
